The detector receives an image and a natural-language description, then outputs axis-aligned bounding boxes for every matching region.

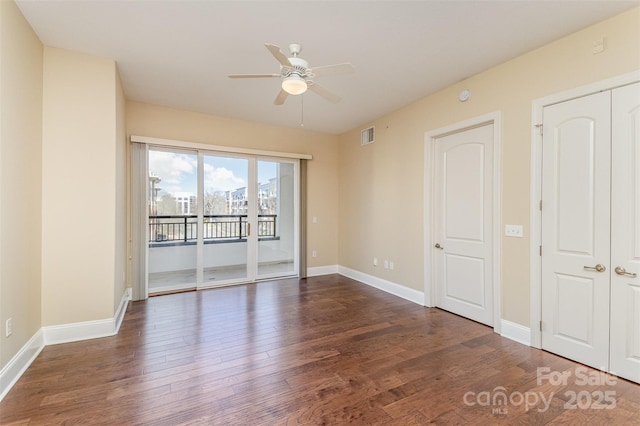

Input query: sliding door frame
[254,156,301,282]
[131,135,310,297]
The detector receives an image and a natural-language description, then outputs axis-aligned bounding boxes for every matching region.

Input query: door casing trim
[529,70,640,349]
[424,111,502,333]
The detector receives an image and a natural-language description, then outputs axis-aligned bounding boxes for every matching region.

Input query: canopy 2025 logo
[462,366,617,415]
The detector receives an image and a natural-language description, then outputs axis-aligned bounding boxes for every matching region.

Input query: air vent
[361,126,375,146]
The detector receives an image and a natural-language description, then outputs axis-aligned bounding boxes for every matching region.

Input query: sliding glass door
[202,154,249,285]
[146,147,298,294]
[147,148,198,294]
[257,160,297,279]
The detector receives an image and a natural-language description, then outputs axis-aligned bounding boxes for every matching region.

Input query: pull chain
[300,94,304,127]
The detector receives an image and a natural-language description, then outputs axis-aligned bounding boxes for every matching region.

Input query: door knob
[584,264,606,272]
[434,243,444,250]
[614,266,637,278]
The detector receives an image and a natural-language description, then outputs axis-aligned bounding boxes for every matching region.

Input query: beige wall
[126,101,340,270]
[41,48,121,326]
[338,7,640,327]
[0,0,43,369]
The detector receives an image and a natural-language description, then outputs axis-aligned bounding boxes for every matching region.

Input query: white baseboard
[0,329,45,401]
[115,288,132,333]
[43,318,116,346]
[500,319,531,346]
[313,267,515,343]
[338,266,425,306]
[306,265,339,277]
[0,288,132,402]
[44,288,132,345]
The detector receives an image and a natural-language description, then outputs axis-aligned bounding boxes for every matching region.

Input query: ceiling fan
[228,43,354,105]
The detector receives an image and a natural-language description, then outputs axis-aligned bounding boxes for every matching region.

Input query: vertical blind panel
[299,159,307,278]
[130,142,148,301]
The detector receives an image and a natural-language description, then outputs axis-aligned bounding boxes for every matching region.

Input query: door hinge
[539,245,542,256]
[535,123,543,136]
[539,321,543,331]
[539,200,542,211]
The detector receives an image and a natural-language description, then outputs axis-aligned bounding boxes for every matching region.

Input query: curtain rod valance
[130,135,313,160]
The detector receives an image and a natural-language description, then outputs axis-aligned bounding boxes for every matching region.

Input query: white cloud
[148,150,246,194]
[204,163,246,192]
[149,151,197,194]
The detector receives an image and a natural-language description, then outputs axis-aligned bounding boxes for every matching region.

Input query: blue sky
[149,149,277,195]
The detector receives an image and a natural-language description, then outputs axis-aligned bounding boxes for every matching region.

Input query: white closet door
[541,91,612,370]
[610,82,640,383]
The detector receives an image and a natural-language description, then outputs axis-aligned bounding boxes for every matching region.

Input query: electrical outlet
[384,260,389,269]
[373,257,378,266]
[5,318,12,337]
[389,261,394,270]
[312,250,317,258]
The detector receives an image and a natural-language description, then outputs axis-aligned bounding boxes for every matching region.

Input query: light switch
[505,224,524,238]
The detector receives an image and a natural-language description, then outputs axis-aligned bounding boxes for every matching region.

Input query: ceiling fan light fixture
[282,74,307,95]
[229,43,351,105]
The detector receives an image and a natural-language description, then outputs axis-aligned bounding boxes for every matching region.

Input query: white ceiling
[16,0,638,134]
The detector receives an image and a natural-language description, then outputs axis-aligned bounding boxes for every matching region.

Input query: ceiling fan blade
[308,82,341,104]
[265,44,292,68]
[228,74,280,79]
[310,63,355,77]
[274,89,289,105]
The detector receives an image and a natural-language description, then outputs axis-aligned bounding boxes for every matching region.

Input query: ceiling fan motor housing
[284,57,310,78]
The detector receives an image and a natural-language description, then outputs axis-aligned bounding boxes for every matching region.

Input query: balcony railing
[149,214,276,244]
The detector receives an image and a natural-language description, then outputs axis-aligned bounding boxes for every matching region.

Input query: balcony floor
[149,261,295,294]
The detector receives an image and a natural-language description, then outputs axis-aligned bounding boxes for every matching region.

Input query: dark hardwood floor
[1,274,638,425]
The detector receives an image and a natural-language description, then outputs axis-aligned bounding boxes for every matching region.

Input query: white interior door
[434,124,494,326]
[610,82,640,383]
[541,91,612,370]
